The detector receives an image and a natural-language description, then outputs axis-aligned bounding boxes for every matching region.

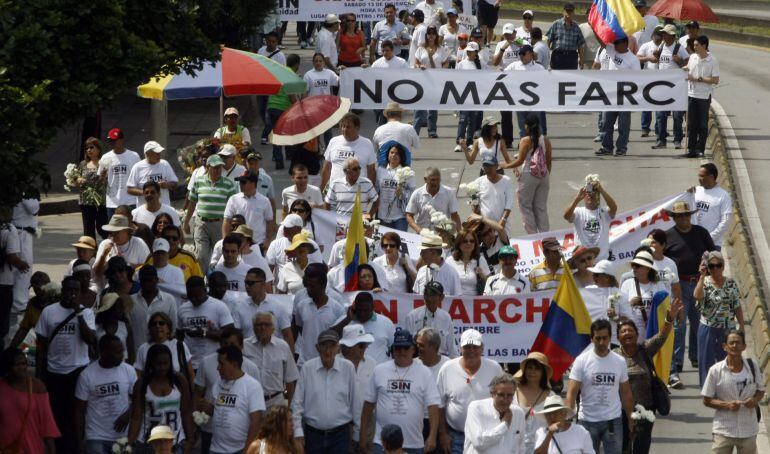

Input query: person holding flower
[376,141,415,231]
[563,175,618,261]
[71,137,108,239]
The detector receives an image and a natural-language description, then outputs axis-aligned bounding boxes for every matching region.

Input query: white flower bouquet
[395,166,414,189]
[193,410,211,426]
[584,174,600,193]
[631,404,656,422]
[63,163,81,192]
[65,161,105,206]
[112,437,132,453]
[41,282,62,300]
[429,207,455,235]
[459,181,480,207]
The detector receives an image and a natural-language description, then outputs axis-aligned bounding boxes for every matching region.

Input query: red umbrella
[271,95,351,146]
[648,0,718,23]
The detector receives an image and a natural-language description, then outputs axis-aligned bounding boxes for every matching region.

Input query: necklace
[394,363,412,381]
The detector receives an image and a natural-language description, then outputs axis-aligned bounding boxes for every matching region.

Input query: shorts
[477,0,499,28]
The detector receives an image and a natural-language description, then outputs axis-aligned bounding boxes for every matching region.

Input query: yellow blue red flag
[344,189,368,291]
[646,290,674,383]
[588,0,645,44]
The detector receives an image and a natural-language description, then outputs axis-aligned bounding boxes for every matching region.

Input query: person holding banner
[405,281,459,357]
[453,42,483,153]
[413,25,449,138]
[528,237,565,292]
[483,245,529,295]
[595,39,640,157]
[413,231,462,296]
[564,179,617,261]
[506,46,548,139]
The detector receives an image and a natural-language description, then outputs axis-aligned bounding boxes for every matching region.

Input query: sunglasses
[150,321,167,327]
[245,280,266,286]
[708,263,723,269]
[383,243,399,249]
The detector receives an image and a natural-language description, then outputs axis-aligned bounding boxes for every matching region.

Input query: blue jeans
[579,417,623,454]
[698,323,728,387]
[516,111,548,137]
[380,218,408,232]
[641,111,652,131]
[673,279,700,373]
[601,111,631,152]
[413,110,437,135]
[448,427,465,454]
[655,111,684,144]
[374,445,423,454]
[86,440,116,454]
[596,112,606,141]
[457,111,481,144]
[304,425,351,454]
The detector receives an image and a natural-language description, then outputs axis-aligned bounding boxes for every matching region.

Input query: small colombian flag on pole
[343,189,368,291]
[646,290,674,383]
[588,0,645,44]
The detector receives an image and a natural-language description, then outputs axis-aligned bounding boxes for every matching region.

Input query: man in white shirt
[177,276,235,369]
[685,35,720,158]
[492,23,521,70]
[281,164,323,216]
[234,267,294,346]
[130,265,177,347]
[566,319,635,454]
[408,9,428,66]
[0,221,26,349]
[242,312,300,408]
[371,4,410,61]
[93,215,151,282]
[321,112,377,190]
[316,14,341,69]
[680,20,700,49]
[372,102,420,153]
[416,327,451,379]
[126,141,178,206]
[636,26,663,137]
[257,30,286,65]
[405,281,458,357]
[148,238,186,303]
[464,373,526,454]
[131,181,180,227]
[331,291,395,364]
[473,150,513,233]
[208,345,266,454]
[437,329,504,453]
[325,157,379,216]
[75,335,137,453]
[292,329,357,452]
[406,167,462,233]
[10,196,37,313]
[371,39,409,69]
[218,144,247,184]
[243,151,276,211]
[415,0,446,28]
[413,231,463,295]
[224,169,275,249]
[564,180,618,260]
[652,24,689,150]
[632,0,659,46]
[483,246,529,295]
[689,163,731,249]
[338,324,376,450]
[360,328,441,453]
[99,128,141,219]
[212,236,252,293]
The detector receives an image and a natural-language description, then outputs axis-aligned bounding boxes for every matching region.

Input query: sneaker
[641,129,650,137]
[300,40,308,49]
[260,137,268,145]
[668,374,684,389]
[593,135,603,143]
[674,141,683,149]
[679,151,699,158]
[429,133,439,139]
[594,148,613,156]
[454,144,463,153]
[614,149,627,156]
[651,142,667,149]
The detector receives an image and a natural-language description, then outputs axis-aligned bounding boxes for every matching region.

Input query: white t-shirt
[533,41,551,69]
[637,40,659,70]
[687,52,720,100]
[293,293,348,364]
[494,40,521,68]
[211,374,266,453]
[35,303,96,373]
[693,184,731,246]
[126,159,179,205]
[505,60,545,71]
[409,24,428,66]
[634,15,660,46]
[594,47,610,71]
[303,68,340,96]
[315,27,338,67]
[257,45,286,65]
[571,206,613,260]
[95,237,151,271]
[213,261,252,293]
[654,256,680,294]
[475,175,513,228]
[483,270,529,295]
[324,135,377,184]
[345,315,396,364]
[177,297,235,368]
[604,43,641,71]
[155,263,186,304]
[415,0,446,27]
[131,203,180,228]
[99,150,141,208]
[618,279,669,341]
[134,339,191,373]
[376,166,415,222]
[0,226,20,285]
[445,255,489,296]
[372,55,409,69]
[515,26,532,44]
[413,261,463,296]
[372,120,421,154]
[281,184,323,209]
[414,46,448,68]
[223,192,274,245]
[437,357,504,431]
[568,349,629,422]
[534,423,595,454]
[231,293,292,339]
[75,362,137,441]
[366,360,441,449]
[406,185,460,229]
[657,41,689,70]
[439,24,468,56]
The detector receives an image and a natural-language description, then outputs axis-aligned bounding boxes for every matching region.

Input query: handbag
[639,345,671,415]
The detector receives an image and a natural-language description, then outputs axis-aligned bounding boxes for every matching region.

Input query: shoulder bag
[747,358,762,422]
[640,345,671,415]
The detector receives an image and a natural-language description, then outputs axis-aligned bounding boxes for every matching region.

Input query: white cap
[466,41,480,52]
[587,259,615,275]
[523,9,534,17]
[325,13,341,24]
[224,107,239,117]
[143,141,164,154]
[282,214,304,228]
[502,23,516,35]
[218,144,237,157]
[340,325,375,347]
[460,329,483,347]
[147,425,175,443]
[152,238,170,253]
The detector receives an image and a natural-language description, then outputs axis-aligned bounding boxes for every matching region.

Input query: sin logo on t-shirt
[185,316,208,328]
[60,323,77,334]
[95,382,121,396]
[227,281,240,291]
[148,173,164,183]
[112,165,128,175]
[592,373,617,385]
[217,393,238,407]
[696,201,710,213]
[387,379,412,393]
[583,218,600,234]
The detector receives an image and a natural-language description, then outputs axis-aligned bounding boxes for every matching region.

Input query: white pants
[12,229,33,312]
[516,172,550,234]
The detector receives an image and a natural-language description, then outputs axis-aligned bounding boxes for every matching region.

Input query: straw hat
[71,235,96,250]
[383,102,404,115]
[513,351,553,383]
[147,425,175,443]
[631,250,656,269]
[102,214,134,232]
[233,225,255,243]
[567,245,600,269]
[285,232,317,253]
[664,201,698,216]
[535,395,576,423]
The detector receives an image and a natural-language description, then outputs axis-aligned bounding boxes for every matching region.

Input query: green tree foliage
[0,0,276,207]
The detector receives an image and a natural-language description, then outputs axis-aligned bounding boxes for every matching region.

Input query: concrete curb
[710,100,770,440]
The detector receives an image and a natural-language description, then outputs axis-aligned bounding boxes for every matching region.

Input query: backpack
[528,137,548,178]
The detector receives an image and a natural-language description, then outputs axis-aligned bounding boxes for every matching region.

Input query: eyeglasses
[708,263,724,269]
[150,321,167,327]
[383,243,399,249]
[245,280,266,286]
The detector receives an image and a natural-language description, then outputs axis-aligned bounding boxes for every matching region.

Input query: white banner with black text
[339,67,688,111]
[278,0,476,26]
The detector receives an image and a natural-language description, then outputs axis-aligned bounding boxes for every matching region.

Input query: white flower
[193,410,211,426]
[631,404,656,422]
[429,263,440,272]
[112,445,121,454]
[41,282,62,296]
[459,183,468,191]
[35,227,43,239]
[608,293,620,304]
[395,166,415,187]
[585,174,600,185]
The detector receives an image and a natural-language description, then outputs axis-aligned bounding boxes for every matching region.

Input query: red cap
[107,128,124,140]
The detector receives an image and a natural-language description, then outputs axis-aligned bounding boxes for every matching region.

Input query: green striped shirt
[190,175,238,219]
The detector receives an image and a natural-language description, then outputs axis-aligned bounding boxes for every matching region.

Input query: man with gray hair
[406,281,459,357]
[464,373,526,453]
[406,167,461,233]
[415,326,451,447]
[242,311,299,408]
[325,157,379,217]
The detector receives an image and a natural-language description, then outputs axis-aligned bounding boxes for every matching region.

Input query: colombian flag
[588,0,645,44]
[531,259,593,380]
[343,189,368,291]
[646,291,674,383]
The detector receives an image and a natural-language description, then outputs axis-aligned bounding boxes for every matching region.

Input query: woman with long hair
[73,137,108,239]
[505,114,552,234]
[277,233,318,294]
[513,352,554,454]
[618,250,668,341]
[438,8,466,67]
[358,263,384,292]
[287,199,317,241]
[645,228,682,301]
[337,13,366,68]
[247,405,300,454]
[445,228,489,296]
[376,142,414,231]
[372,232,417,293]
[134,312,194,382]
[151,212,176,239]
[127,344,194,453]
[0,348,60,453]
[461,116,513,170]
[413,25,449,138]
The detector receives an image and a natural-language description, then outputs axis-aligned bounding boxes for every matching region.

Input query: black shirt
[664,224,715,275]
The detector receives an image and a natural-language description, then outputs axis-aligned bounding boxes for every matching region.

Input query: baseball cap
[218,144,237,157]
[502,23,515,35]
[686,20,700,29]
[481,116,501,128]
[447,7,458,16]
[317,329,340,344]
[519,44,534,55]
[143,141,164,154]
[152,238,170,253]
[224,107,239,117]
[424,280,444,296]
[523,9,534,17]
[564,2,575,11]
[460,329,483,347]
[471,27,483,38]
[107,128,124,141]
[206,154,225,167]
[466,41,480,52]
[661,24,677,35]
[498,245,518,258]
[340,325,374,347]
[480,149,498,166]
[325,13,341,25]
[282,214,304,228]
[392,328,414,348]
[246,151,263,161]
[235,170,260,183]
